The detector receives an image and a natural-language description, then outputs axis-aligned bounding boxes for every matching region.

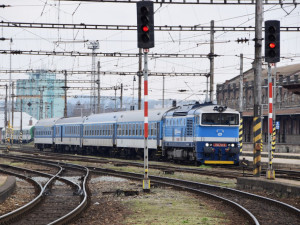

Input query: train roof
[35,118,61,127]
[84,111,123,124]
[195,105,239,114]
[118,108,171,123]
[165,102,239,117]
[55,116,87,125]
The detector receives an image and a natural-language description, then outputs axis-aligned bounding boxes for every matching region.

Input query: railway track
[6,146,300,181]
[0,154,90,225]
[2,153,300,225]
[91,167,300,225]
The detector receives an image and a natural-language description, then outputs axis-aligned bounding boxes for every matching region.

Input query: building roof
[0,112,37,129]
[220,63,300,85]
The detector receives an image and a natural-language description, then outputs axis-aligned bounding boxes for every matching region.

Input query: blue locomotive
[34,102,240,165]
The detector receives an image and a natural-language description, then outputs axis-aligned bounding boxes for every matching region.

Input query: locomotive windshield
[201,113,239,125]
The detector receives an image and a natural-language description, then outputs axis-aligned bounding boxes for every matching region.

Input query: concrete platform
[240,153,300,170]
[0,176,16,203]
[242,150,300,160]
[237,177,300,197]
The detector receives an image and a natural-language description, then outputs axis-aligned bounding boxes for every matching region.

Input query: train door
[60,126,63,143]
[112,123,116,147]
[80,124,83,148]
[52,126,55,144]
[156,122,160,147]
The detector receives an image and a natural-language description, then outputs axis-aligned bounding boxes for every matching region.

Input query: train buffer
[241,158,249,177]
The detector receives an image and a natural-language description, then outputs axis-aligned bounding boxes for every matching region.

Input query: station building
[216,63,300,153]
[15,70,64,120]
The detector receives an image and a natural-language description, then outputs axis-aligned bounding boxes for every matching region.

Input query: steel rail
[0,165,63,224]
[0,163,82,192]
[91,167,300,219]
[90,167,259,225]
[0,154,90,225]
[49,166,90,225]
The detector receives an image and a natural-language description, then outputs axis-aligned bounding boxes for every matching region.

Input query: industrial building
[217,63,300,153]
[15,70,64,120]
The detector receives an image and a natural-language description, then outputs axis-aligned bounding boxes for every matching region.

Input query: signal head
[136,1,154,49]
[265,20,280,63]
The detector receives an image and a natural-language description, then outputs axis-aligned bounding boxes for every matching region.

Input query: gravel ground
[71,175,249,225]
[0,178,36,215]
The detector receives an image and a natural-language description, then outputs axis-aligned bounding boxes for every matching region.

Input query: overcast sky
[1,0,300,106]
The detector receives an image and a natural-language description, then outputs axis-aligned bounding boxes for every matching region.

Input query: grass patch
[124,187,229,225]
[98,163,236,188]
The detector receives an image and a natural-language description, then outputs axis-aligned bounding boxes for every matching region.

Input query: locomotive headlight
[205,143,209,147]
[231,144,235,147]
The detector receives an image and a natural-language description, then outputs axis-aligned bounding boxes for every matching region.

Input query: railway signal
[136,1,154,49]
[265,20,280,63]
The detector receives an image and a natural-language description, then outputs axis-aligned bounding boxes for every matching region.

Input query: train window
[129,124,131,136]
[149,123,152,136]
[201,113,239,125]
[117,125,120,136]
[154,123,157,136]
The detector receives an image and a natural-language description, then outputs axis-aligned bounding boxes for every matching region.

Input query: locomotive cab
[196,105,240,165]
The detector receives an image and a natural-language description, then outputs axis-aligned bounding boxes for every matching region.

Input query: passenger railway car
[54,117,86,151]
[2,126,35,144]
[35,118,60,149]
[34,102,240,165]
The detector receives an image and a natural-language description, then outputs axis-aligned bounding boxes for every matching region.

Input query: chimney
[29,117,33,126]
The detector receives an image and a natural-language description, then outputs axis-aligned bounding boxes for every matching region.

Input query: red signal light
[142,26,149,32]
[269,42,276,49]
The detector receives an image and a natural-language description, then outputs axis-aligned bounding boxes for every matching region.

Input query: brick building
[217,64,300,153]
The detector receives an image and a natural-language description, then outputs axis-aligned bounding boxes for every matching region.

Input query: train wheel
[195,161,201,167]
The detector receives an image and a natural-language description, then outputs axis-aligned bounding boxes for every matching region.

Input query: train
[34,102,241,165]
[2,126,35,144]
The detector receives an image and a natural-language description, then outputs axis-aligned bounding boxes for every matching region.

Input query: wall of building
[217,65,300,153]
[16,70,64,120]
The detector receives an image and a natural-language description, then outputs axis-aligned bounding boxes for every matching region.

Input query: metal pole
[273,64,277,122]
[51,101,54,118]
[114,86,117,111]
[120,83,123,110]
[8,39,12,128]
[39,87,44,120]
[20,98,23,146]
[138,48,142,110]
[209,20,215,102]
[253,0,263,177]
[143,48,150,192]
[239,54,244,112]
[272,64,277,156]
[4,84,7,128]
[64,70,67,117]
[132,76,136,110]
[267,63,275,179]
[162,76,165,108]
[97,61,101,113]
[239,54,244,155]
[12,82,14,128]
